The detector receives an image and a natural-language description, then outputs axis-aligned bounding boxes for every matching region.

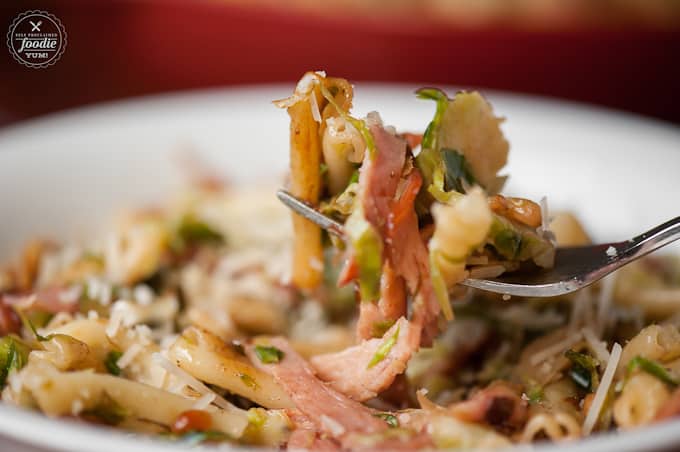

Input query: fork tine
[276,190,345,237]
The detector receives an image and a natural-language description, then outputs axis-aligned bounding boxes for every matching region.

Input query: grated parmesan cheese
[58,286,82,305]
[71,399,84,415]
[117,343,143,369]
[582,327,610,364]
[596,272,617,336]
[582,342,622,435]
[152,353,240,413]
[133,284,154,306]
[192,392,216,410]
[309,90,322,123]
[529,331,583,367]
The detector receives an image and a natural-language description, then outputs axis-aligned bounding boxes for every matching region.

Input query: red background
[1,0,679,127]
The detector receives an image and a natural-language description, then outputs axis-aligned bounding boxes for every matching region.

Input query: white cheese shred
[152,353,239,413]
[582,327,611,364]
[117,343,143,370]
[582,342,622,435]
[309,89,322,123]
[529,331,583,367]
[192,392,216,410]
[105,308,124,338]
[596,272,617,336]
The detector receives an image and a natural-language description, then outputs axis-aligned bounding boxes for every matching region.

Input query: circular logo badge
[6,10,67,69]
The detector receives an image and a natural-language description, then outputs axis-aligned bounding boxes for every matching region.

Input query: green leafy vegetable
[81,391,130,425]
[0,336,30,388]
[239,373,259,390]
[441,149,476,193]
[254,345,284,364]
[373,412,399,428]
[348,169,359,184]
[178,215,223,244]
[415,87,449,152]
[367,324,400,369]
[17,310,53,342]
[526,384,544,404]
[488,214,554,268]
[627,356,679,387]
[565,350,600,392]
[414,87,452,210]
[104,350,123,376]
[345,209,383,302]
[371,320,396,339]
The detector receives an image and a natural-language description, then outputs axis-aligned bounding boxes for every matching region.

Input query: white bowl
[0,85,679,451]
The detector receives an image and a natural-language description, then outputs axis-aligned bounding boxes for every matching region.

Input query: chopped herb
[526,385,544,404]
[488,217,524,260]
[565,350,600,392]
[348,169,359,185]
[344,208,383,302]
[441,149,476,193]
[627,356,679,387]
[81,392,129,425]
[25,310,53,329]
[105,350,123,376]
[367,325,400,369]
[17,310,53,342]
[239,373,259,390]
[0,336,30,388]
[373,412,399,428]
[319,162,329,175]
[179,216,224,243]
[415,87,449,151]
[254,345,284,364]
[174,214,224,251]
[371,320,396,338]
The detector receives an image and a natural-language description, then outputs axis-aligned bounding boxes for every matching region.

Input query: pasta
[0,73,679,449]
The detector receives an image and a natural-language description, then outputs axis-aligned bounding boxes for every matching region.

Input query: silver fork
[277,189,680,297]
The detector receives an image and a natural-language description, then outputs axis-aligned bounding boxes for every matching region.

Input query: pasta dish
[0,72,679,450]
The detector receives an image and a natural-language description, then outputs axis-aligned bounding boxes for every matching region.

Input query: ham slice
[385,170,441,345]
[359,124,407,232]
[312,317,419,402]
[656,386,680,421]
[355,262,406,340]
[247,338,387,436]
[448,381,528,431]
[3,287,79,314]
[248,337,432,449]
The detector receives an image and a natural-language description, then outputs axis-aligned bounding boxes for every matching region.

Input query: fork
[277,189,680,297]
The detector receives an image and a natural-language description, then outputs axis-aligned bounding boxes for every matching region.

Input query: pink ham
[448,381,528,431]
[3,286,79,314]
[359,124,407,232]
[311,317,420,402]
[355,262,406,340]
[384,170,441,346]
[247,338,387,436]
[248,337,433,449]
